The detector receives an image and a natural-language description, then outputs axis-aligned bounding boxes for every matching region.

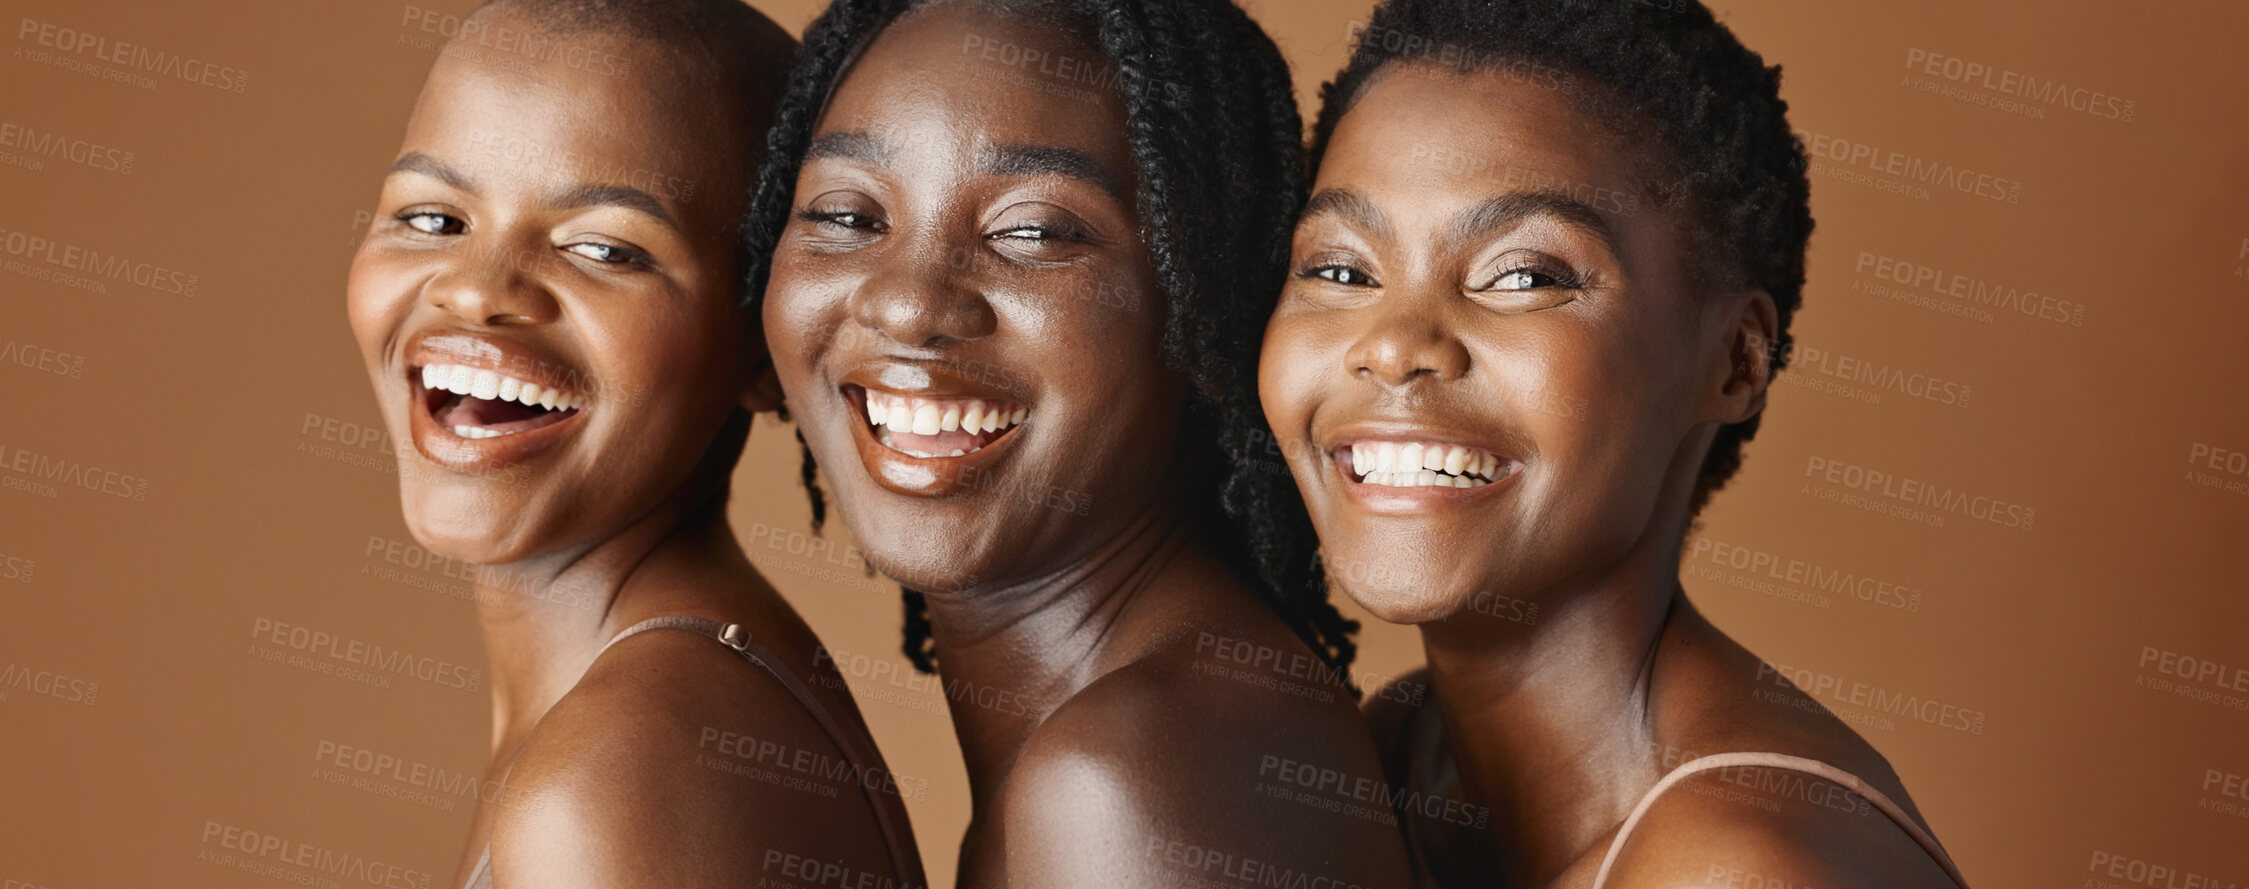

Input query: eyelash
[395,210,649,267]
[797,208,1088,248]
[800,208,883,231]
[398,210,465,236]
[1295,261,1584,291]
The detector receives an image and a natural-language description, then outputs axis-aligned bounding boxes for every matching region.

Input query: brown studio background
[2,0,2245,885]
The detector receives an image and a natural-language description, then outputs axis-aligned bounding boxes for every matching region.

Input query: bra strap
[598,615,924,886]
[1590,752,1966,888]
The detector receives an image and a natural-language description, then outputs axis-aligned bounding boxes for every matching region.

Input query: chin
[398,489,536,566]
[1331,575,1467,626]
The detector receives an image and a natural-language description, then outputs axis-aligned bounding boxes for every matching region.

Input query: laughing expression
[347,24,762,565]
[763,4,1181,593]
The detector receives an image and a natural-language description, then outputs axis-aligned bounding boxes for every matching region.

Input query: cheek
[345,250,417,360]
[1256,313,1327,439]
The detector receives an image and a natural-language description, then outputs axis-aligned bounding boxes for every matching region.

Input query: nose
[420,238,561,327]
[1346,296,1470,387]
[846,241,997,347]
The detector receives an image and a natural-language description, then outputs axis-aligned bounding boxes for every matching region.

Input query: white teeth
[860,390,1030,441]
[1349,441,1506,488]
[450,424,518,439]
[418,364,581,412]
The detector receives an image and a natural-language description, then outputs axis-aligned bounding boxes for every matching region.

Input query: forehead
[1320,63,1648,213]
[816,3,1130,163]
[401,25,740,196]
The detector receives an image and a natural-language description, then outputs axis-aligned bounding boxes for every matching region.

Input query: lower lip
[843,387,1026,498]
[1334,455,1517,514]
[405,375,582,473]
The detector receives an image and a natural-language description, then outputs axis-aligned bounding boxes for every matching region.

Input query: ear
[1706,287,1778,425]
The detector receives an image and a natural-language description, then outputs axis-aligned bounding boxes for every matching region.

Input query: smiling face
[1261,64,1766,626]
[763,3,1180,593]
[347,19,765,564]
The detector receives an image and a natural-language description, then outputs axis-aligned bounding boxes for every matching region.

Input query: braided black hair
[1309,0,1814,514]
[743,0,1358,682]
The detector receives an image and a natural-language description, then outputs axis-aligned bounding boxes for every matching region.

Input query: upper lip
[836,359,1030,406]
[1321,418,1529,466]
[405,329,591,401]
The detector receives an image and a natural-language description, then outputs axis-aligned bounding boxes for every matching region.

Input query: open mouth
[1340,441,1518,488]
[849,384,1027,459]
[415,363,583,439]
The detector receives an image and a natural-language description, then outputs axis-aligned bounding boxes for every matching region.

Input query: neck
[1416,466,1708,885]
[921,493,1198,797]
[470,457,748,757]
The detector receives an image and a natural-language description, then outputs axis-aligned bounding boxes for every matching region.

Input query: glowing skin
[347,11,914,888]
[765,5,1411,888]
[1261,64,1955,888]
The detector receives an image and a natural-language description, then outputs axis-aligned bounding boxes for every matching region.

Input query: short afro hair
[1310,0,1814,514]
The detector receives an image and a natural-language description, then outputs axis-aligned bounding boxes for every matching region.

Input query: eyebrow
[548,182,677,229]
[1301,188,1393,241]
[1446,192,1620,255]
[977,144,1125,201]
[388,151,675,229]
[806,131,892,165]
[388,151,473,191]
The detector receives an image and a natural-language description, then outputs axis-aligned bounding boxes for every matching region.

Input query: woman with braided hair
[753,0,1412,885]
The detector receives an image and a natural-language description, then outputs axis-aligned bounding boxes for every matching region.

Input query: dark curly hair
[1309,0,1814,514]
[741,0,1359,683]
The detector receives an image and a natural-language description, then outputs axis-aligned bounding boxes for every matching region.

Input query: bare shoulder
[487,629,898,888]
[1000,634,1411,888]
[1595,764,1960,889]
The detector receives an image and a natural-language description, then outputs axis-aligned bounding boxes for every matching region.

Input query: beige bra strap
[597,615,924,886]
[1590,752,1966,889]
